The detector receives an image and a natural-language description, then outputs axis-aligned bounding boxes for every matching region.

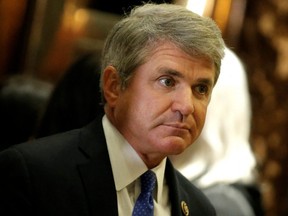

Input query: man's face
[105,42,215,167]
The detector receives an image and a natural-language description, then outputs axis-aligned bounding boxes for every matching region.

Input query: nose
[171,87,194,117]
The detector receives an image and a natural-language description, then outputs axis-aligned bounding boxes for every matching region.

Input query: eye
[195,84,209,95]
[159,77,176,87]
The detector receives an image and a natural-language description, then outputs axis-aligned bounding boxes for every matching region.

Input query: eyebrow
[197,78,214,87]
[158,67,184,78]
[158,67,214,86]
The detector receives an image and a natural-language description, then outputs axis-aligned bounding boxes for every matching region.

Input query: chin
[171,146,187,155]
[161,137,189,155]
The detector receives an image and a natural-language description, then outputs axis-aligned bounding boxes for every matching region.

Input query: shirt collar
[102,115,167,200]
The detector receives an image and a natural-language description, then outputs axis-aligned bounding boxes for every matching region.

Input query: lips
[163,122,191,132]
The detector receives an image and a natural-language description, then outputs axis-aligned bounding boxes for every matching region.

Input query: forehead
[146,41,212,65]
[134,42,216,85]
[144,42,215,77]
[148,42,214,69]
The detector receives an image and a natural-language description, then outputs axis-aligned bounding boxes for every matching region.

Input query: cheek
[194,103,208,131]
[131,90,160,116]
[113,92,135,125]
[116,92,151,126]
[132,100,154,125]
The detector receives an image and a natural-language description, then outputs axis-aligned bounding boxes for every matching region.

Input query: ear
[102,66,121,108]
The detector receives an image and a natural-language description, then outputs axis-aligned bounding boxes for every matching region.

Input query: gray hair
[101,3,225,96]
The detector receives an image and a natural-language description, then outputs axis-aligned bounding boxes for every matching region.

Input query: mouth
[163,123,191,132]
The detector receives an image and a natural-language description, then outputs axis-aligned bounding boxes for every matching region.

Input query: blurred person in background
[170,47,264,216]
[35,53,104,138]
[0,75,52,151]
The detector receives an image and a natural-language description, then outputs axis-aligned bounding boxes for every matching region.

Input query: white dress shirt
[102,115,171,215]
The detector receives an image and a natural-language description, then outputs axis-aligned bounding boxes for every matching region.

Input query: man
[0,3,225,216]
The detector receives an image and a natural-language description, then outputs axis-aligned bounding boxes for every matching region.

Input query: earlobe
[103,66,121,107]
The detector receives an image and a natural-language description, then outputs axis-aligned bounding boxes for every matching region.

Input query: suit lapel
[166,159,216,216]
[165,160,187,216]
[77,119,118,216]
[166,159,202,216]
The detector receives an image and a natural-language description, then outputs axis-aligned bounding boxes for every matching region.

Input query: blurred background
[0,0,288,215]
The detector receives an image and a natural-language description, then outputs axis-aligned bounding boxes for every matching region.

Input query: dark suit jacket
[0,119,215,216]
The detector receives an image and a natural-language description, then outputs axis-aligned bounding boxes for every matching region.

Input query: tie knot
[141,170,156,194]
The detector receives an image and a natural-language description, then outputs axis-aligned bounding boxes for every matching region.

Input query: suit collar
[165,159,194,216]
[77,118,118,216]
[165,159,186,216]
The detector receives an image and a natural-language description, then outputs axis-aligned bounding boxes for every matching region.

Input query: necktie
[132,170,156,216]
